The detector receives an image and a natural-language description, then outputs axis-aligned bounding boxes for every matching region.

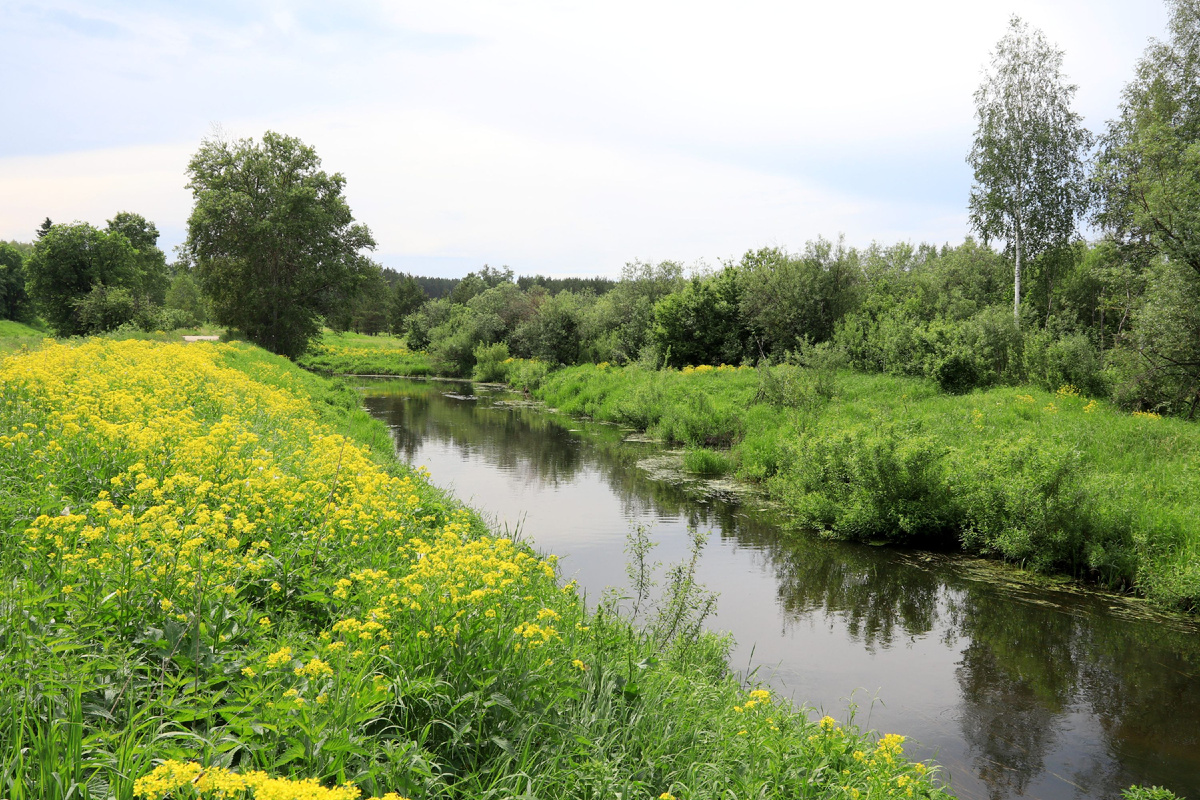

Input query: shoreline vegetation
[533,362,1200,614]
[286,332,1200,616]
[1,336,956,800]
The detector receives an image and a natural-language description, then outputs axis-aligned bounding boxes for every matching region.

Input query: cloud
[0,143,194,246]
[0,0,1171,274]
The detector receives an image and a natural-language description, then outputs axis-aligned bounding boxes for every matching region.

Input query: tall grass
[0,340,952,799]
[538,364,1200,612]
[296,331,434,376]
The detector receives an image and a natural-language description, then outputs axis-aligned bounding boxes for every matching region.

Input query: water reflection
[361,378,1200,800]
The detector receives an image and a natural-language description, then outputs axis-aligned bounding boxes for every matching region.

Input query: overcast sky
[0,1,1171,278]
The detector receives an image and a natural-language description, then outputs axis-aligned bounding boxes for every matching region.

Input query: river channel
[359,377,1200,800]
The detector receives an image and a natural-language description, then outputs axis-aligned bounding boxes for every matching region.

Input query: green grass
[0,339,954,800]
[538,363,1200,612]
[0,319,48,357]
[295,331,434,376]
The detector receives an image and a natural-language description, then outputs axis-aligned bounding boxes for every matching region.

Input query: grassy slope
[295,331,434,376]
[0,339,951,800]
[0,319,47,357]
[537,364,1200,612]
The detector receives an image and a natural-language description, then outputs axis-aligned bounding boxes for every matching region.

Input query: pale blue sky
[0,0,1171,277]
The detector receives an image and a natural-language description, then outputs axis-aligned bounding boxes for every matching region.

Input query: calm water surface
[360,378,1200,800]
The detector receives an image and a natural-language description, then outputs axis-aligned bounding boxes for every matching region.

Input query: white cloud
[0,0,1172,274]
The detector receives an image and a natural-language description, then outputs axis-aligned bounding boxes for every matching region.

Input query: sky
[0,0,1172,278]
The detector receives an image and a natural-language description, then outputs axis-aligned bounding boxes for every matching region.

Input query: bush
[776,426,958,544]
[472,341,511,382]
[954,438,1093,572]
[1023,328,1107,396]
[506,358,551,391]
[934,350,980,394]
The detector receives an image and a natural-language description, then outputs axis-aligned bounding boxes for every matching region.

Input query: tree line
[1,0,1196,414]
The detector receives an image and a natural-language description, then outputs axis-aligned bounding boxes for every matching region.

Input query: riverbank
[536,363,1200,613]
[0,339,952,800]
[295,331,435,376]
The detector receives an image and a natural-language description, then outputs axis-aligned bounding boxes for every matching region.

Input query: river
[359,377,1200,800]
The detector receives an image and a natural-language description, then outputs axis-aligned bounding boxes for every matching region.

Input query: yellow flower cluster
[1056,384,1080,399]
[8,341,440,616]
[680,364,747,374]
[133,760,411,800]
[1132,409,1161,419]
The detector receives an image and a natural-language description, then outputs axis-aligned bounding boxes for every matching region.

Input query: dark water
[360,378,1200,800]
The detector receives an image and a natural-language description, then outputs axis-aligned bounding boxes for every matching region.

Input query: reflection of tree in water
[739,523,945,650]
[362,383,588,487]
[948,581,1200,800]
[361,379,1200,800]
[949,588,1078,800]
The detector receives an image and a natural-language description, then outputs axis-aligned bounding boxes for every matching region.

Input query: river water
[359,378,1200,800]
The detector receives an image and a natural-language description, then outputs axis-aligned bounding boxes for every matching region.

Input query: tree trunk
[1013,224,1022,328]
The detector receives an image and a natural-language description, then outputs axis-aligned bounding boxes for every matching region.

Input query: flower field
[1,339,950,799]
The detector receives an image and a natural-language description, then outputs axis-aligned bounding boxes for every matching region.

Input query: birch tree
[968,16,1092,327]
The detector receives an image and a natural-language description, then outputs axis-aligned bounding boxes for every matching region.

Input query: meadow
[537,363,1200,613]
[0,338,952,800]
[295,332,434,377]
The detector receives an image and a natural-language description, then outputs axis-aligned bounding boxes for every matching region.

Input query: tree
[185,131,376,358]
[1095,0,1200,279]
[968,16,1093,326]
[390,273,426,334]
[0,243,35,322]
[106,212,170,305]
[1095,0,1200,414]
[25,222,140,335]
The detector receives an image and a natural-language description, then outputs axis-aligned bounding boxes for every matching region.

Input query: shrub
[776,426,958,544]
[955,438,1092,572]
[472,341,511,382]
[934,350,980,395]
[506,358,551,391]
[1024,328,1107,397]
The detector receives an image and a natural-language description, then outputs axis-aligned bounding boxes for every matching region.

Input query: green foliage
[164,269,209,327]
[682,448,733,476]
[652,267,748,367]
[737,240,860,358]
[778,425,957,544]
[968,16,1093,323]
[1096,0,1200,280]
[25,222,143,336]
[389,273,426,334]
[1123,786,1185,800]
[956,438,1091,571]
[185,131,376,359]
[539,364,1200,611]
[106,212,170,305]
[0,243,35,323]
[293,331,433,377]
[1022,327,1107,396]
[504,357,551,391]
[510,290,583,366]
[471,341,510,382]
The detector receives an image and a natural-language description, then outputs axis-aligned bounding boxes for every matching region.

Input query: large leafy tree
[106,211,170,305]
[25,222,140,335]
[1096,0,1200,276]
[1095,0,1200,415]
[185,131,376,358]
[967,16,1093,326]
